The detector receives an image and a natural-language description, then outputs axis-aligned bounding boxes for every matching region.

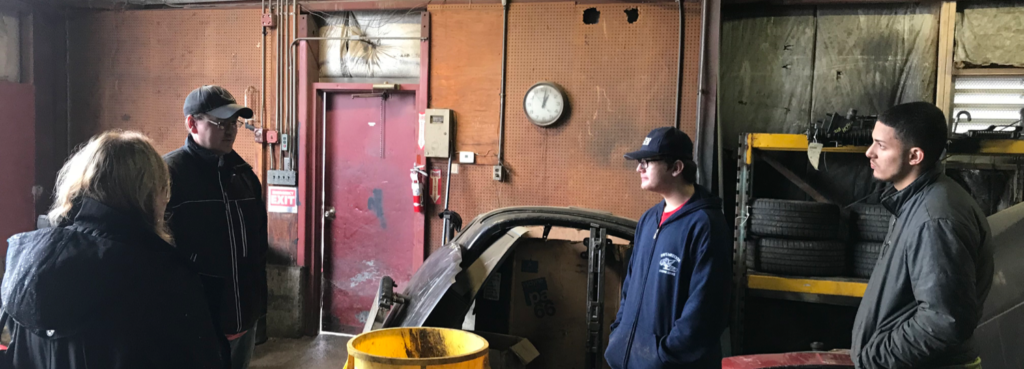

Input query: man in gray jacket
[852,102,993,369]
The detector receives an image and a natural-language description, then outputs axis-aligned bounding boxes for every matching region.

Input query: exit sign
[267,186,298,213]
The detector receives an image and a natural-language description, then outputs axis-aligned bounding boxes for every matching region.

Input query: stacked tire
[852,242,882,278]
[850,203,889,242]
[747,199,845,277]
[849,203,890,279]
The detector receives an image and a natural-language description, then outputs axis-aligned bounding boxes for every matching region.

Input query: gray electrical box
[425,108,453,158]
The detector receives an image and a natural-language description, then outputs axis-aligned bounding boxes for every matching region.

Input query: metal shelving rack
[729,133,1024,354]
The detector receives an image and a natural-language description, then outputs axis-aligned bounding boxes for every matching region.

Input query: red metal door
[322,91,419,333]
[0,82,35,260]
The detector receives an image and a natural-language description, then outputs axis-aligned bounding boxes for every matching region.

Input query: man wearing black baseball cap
[605,127,732,369]
[164,85,267,369]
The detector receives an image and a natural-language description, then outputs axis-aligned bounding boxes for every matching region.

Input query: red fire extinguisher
[410,165,426,213]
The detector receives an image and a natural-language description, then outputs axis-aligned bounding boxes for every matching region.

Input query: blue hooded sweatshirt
[605,185,732,369]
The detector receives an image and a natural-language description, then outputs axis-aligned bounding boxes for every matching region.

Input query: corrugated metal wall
[426,2,703,252]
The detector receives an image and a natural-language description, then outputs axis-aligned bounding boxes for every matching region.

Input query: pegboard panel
[67,9,276,173]
[427,4,504,165]
[426,3,703,252]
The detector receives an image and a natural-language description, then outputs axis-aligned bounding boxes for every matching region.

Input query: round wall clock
[523,82,568,127]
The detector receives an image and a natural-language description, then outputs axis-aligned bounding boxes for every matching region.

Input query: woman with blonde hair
[1,130,227,368]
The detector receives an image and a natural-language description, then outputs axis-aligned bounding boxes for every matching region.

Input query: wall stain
[367,188,387,229]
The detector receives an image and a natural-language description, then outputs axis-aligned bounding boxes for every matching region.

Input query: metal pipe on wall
[261,0,267,131]
[697,0,720,191]
[497,0,509,165]
[673,1,684,130]
[283,0,290,169]
[270,0,277,170]
[275,0,283,170]
[282,0,289,169]
[694,0,709,185]
[286,0,292,168]
[291,0,299,165]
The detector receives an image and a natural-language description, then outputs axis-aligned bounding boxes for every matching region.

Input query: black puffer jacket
[1,198,228,369]
[852,168,994,369]
[164,135,268,335]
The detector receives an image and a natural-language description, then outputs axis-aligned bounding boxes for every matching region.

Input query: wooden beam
[302,0,691,11]
[759,153,832,204]
[724,0,942,4]
[953,68,1024,76]
[935,1,956,122]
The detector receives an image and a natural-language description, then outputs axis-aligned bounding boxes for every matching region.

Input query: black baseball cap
[183,85,254,120]
[624,127,694,160]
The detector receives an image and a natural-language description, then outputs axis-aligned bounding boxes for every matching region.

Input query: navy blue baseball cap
[624,127,694,160]
[183,85,254,120]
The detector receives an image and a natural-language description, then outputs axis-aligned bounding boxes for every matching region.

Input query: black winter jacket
[164,135,268,335]
[852,168,994,369]
[1,198,228,369]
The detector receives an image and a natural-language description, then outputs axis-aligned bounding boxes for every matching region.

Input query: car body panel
[385,206,637,329]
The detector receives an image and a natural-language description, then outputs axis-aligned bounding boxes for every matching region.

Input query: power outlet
[267,170,297,186]
[492,165,504,181]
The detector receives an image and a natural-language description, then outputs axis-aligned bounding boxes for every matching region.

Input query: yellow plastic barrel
[344,327,490,369]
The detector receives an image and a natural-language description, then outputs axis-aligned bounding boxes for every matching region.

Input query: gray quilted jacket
[852,168,994,369]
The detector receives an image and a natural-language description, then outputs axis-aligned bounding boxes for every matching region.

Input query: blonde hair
[48,130,172,242]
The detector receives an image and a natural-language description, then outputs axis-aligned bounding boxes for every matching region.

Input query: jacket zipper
[622,223,662,367]
[219,172,244,332]
[881,216,897,255]
[236,202,248,257]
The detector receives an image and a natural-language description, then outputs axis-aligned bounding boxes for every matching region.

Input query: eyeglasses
[203,117,243,130]
[636,158,664,170]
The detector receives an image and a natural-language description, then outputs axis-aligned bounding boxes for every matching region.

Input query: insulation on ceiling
[955,3,1024,68]
[0,12,20,83]
[318,11,421,79]
[720,4,939,149]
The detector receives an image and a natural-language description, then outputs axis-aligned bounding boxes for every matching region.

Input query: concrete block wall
[266,264,307,338]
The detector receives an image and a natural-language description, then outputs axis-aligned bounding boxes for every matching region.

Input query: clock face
[524,83,566,126]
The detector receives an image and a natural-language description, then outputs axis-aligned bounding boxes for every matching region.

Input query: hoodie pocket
[625,332,662,368]
[604,326,629,369]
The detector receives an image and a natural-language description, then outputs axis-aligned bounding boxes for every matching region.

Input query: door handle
[325,206,336,220]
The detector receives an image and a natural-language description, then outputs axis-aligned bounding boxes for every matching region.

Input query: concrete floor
[250,334,352,369]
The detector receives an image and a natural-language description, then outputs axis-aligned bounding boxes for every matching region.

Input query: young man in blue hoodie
[605,127,733,369]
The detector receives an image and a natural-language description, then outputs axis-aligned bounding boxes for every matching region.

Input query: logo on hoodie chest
[658,253,681,276]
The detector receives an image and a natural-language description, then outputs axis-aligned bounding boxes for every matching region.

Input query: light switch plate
[451,164,460,174]
[459,151,475,163]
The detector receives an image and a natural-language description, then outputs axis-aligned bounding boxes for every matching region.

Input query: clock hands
[542,91,549,108]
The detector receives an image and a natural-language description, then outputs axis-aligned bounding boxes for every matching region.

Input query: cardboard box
[474,331,540,369]
[508,238,625,369]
